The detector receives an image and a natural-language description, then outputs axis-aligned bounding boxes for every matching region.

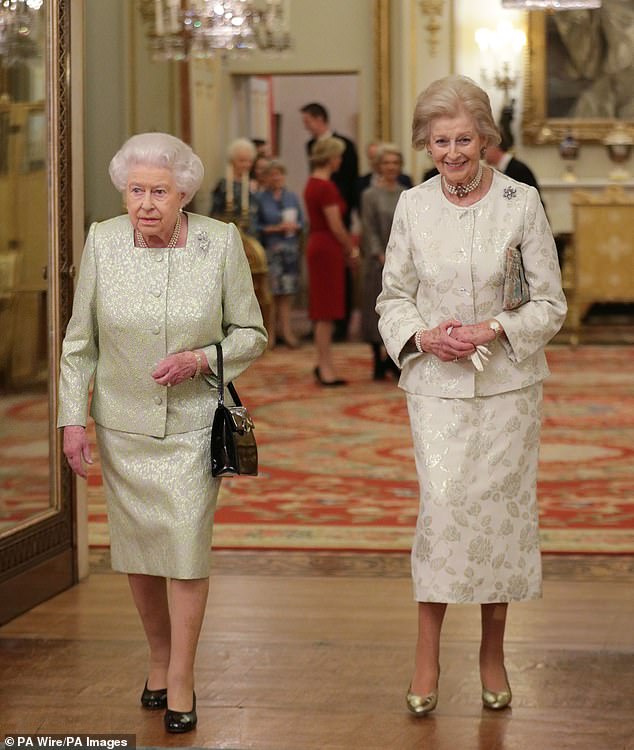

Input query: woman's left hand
[152,351,199,387]
[346,246,361,269]
[449,322,496,347]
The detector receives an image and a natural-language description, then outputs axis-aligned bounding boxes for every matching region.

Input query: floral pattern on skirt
[406,384,543,603]
[264,237,300,296]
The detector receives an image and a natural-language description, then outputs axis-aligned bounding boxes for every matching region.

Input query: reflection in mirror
[0,0,51,535]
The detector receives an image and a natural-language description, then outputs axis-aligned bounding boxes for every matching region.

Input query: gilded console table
[567,185,634,343]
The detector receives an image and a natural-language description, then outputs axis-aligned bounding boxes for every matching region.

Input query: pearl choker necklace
[443,164,483,199]
[135,212,182,249]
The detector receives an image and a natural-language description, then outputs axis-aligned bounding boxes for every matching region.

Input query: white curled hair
[109,132,204,204]
[227,137,257,162]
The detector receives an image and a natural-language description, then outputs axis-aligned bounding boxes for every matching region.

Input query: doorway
[231,73,360,197]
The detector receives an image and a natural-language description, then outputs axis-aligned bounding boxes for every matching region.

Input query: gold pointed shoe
[482,674,512,710]
[406,685,438,717]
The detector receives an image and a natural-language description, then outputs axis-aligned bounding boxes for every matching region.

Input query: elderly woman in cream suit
[376,76,566,717]
[58,133,267,733]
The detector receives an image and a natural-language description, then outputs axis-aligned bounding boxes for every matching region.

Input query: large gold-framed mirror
[0,0,75,624]
[522,3,634,144]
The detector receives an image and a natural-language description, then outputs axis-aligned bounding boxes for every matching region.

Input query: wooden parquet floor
[1,552,634,750]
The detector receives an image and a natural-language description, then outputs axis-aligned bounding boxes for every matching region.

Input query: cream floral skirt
[406,384,543,604]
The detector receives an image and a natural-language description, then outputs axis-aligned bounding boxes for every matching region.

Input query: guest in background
[485,139,541,194]
[251,154,272,193]
[257,160,304,349]
[252,137,272,158]
[58,132,267,734]
[304,137,360,386]
[360,143,406,380]
[210,137,258,232]
[301,102,360,342]
[376,75,566,718]
[300,102,360,227]
[210,138,272,344]
[359,140,413,195]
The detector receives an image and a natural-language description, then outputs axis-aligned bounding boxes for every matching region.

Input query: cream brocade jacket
[376,172,567,398]
[57,213,267,438]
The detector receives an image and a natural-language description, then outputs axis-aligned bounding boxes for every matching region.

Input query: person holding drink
[256,160,304,349]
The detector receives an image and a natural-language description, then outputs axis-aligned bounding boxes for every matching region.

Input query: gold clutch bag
[503,245,530,311]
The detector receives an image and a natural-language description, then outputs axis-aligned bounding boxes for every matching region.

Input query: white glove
[470,344,492,372]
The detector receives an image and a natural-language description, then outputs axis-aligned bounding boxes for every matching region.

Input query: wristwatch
[488,319,503,338]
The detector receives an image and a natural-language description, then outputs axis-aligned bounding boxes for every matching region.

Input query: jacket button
[152,325,160,334]
[154,396,162,405]
[154,253,164,262]
[152,289,161,297]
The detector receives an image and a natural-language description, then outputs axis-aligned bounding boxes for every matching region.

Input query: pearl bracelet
[191,351,203,379]
[414,329,426,353]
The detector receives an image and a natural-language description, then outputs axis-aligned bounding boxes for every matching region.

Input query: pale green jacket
[57,212,267,437]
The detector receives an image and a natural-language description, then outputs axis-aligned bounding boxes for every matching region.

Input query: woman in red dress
[304,137,360,385]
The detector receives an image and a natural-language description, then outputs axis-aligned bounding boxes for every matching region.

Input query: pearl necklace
[443,163,483,199]
[135,212,182,249]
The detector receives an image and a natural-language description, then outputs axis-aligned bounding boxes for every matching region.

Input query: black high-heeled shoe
[140,680,167,710]
[314,366,347,387]
[164,692,197,734]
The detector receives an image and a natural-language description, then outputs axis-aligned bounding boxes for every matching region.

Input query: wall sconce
[475,21,526,106]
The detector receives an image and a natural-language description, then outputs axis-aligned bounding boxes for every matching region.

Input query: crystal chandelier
[501,1,601,8]
[0,0,44,66]
[138,0,292,62]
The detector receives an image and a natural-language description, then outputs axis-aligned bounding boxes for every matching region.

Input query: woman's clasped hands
[420,319,495,371]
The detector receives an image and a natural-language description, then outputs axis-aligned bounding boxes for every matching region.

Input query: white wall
[84,0,178,224]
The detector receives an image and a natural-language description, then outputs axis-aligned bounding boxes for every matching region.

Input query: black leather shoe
[164,692,197,734]
[140,680,167,710]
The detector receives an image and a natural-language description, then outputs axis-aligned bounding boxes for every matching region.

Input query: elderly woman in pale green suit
[58,132,267,734]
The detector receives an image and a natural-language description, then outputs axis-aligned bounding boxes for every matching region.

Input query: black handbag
[210,343,258,477]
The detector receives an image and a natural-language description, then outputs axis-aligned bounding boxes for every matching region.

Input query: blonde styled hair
[411,75,500,151]
[309,136,345,168]
[374,142,403,168]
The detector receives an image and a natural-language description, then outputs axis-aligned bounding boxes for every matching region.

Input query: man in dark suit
[300,102,359,228]
[484,142,541,194]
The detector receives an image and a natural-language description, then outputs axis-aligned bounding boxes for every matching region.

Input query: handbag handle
[214,343,242,407]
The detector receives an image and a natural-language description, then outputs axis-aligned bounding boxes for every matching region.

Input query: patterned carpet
[0,394,50,533]
[81,343,634,555]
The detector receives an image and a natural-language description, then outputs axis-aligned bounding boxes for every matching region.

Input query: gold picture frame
[522,8,634,144]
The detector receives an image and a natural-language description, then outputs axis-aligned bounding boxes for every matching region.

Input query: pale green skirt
[96,424,220,579]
